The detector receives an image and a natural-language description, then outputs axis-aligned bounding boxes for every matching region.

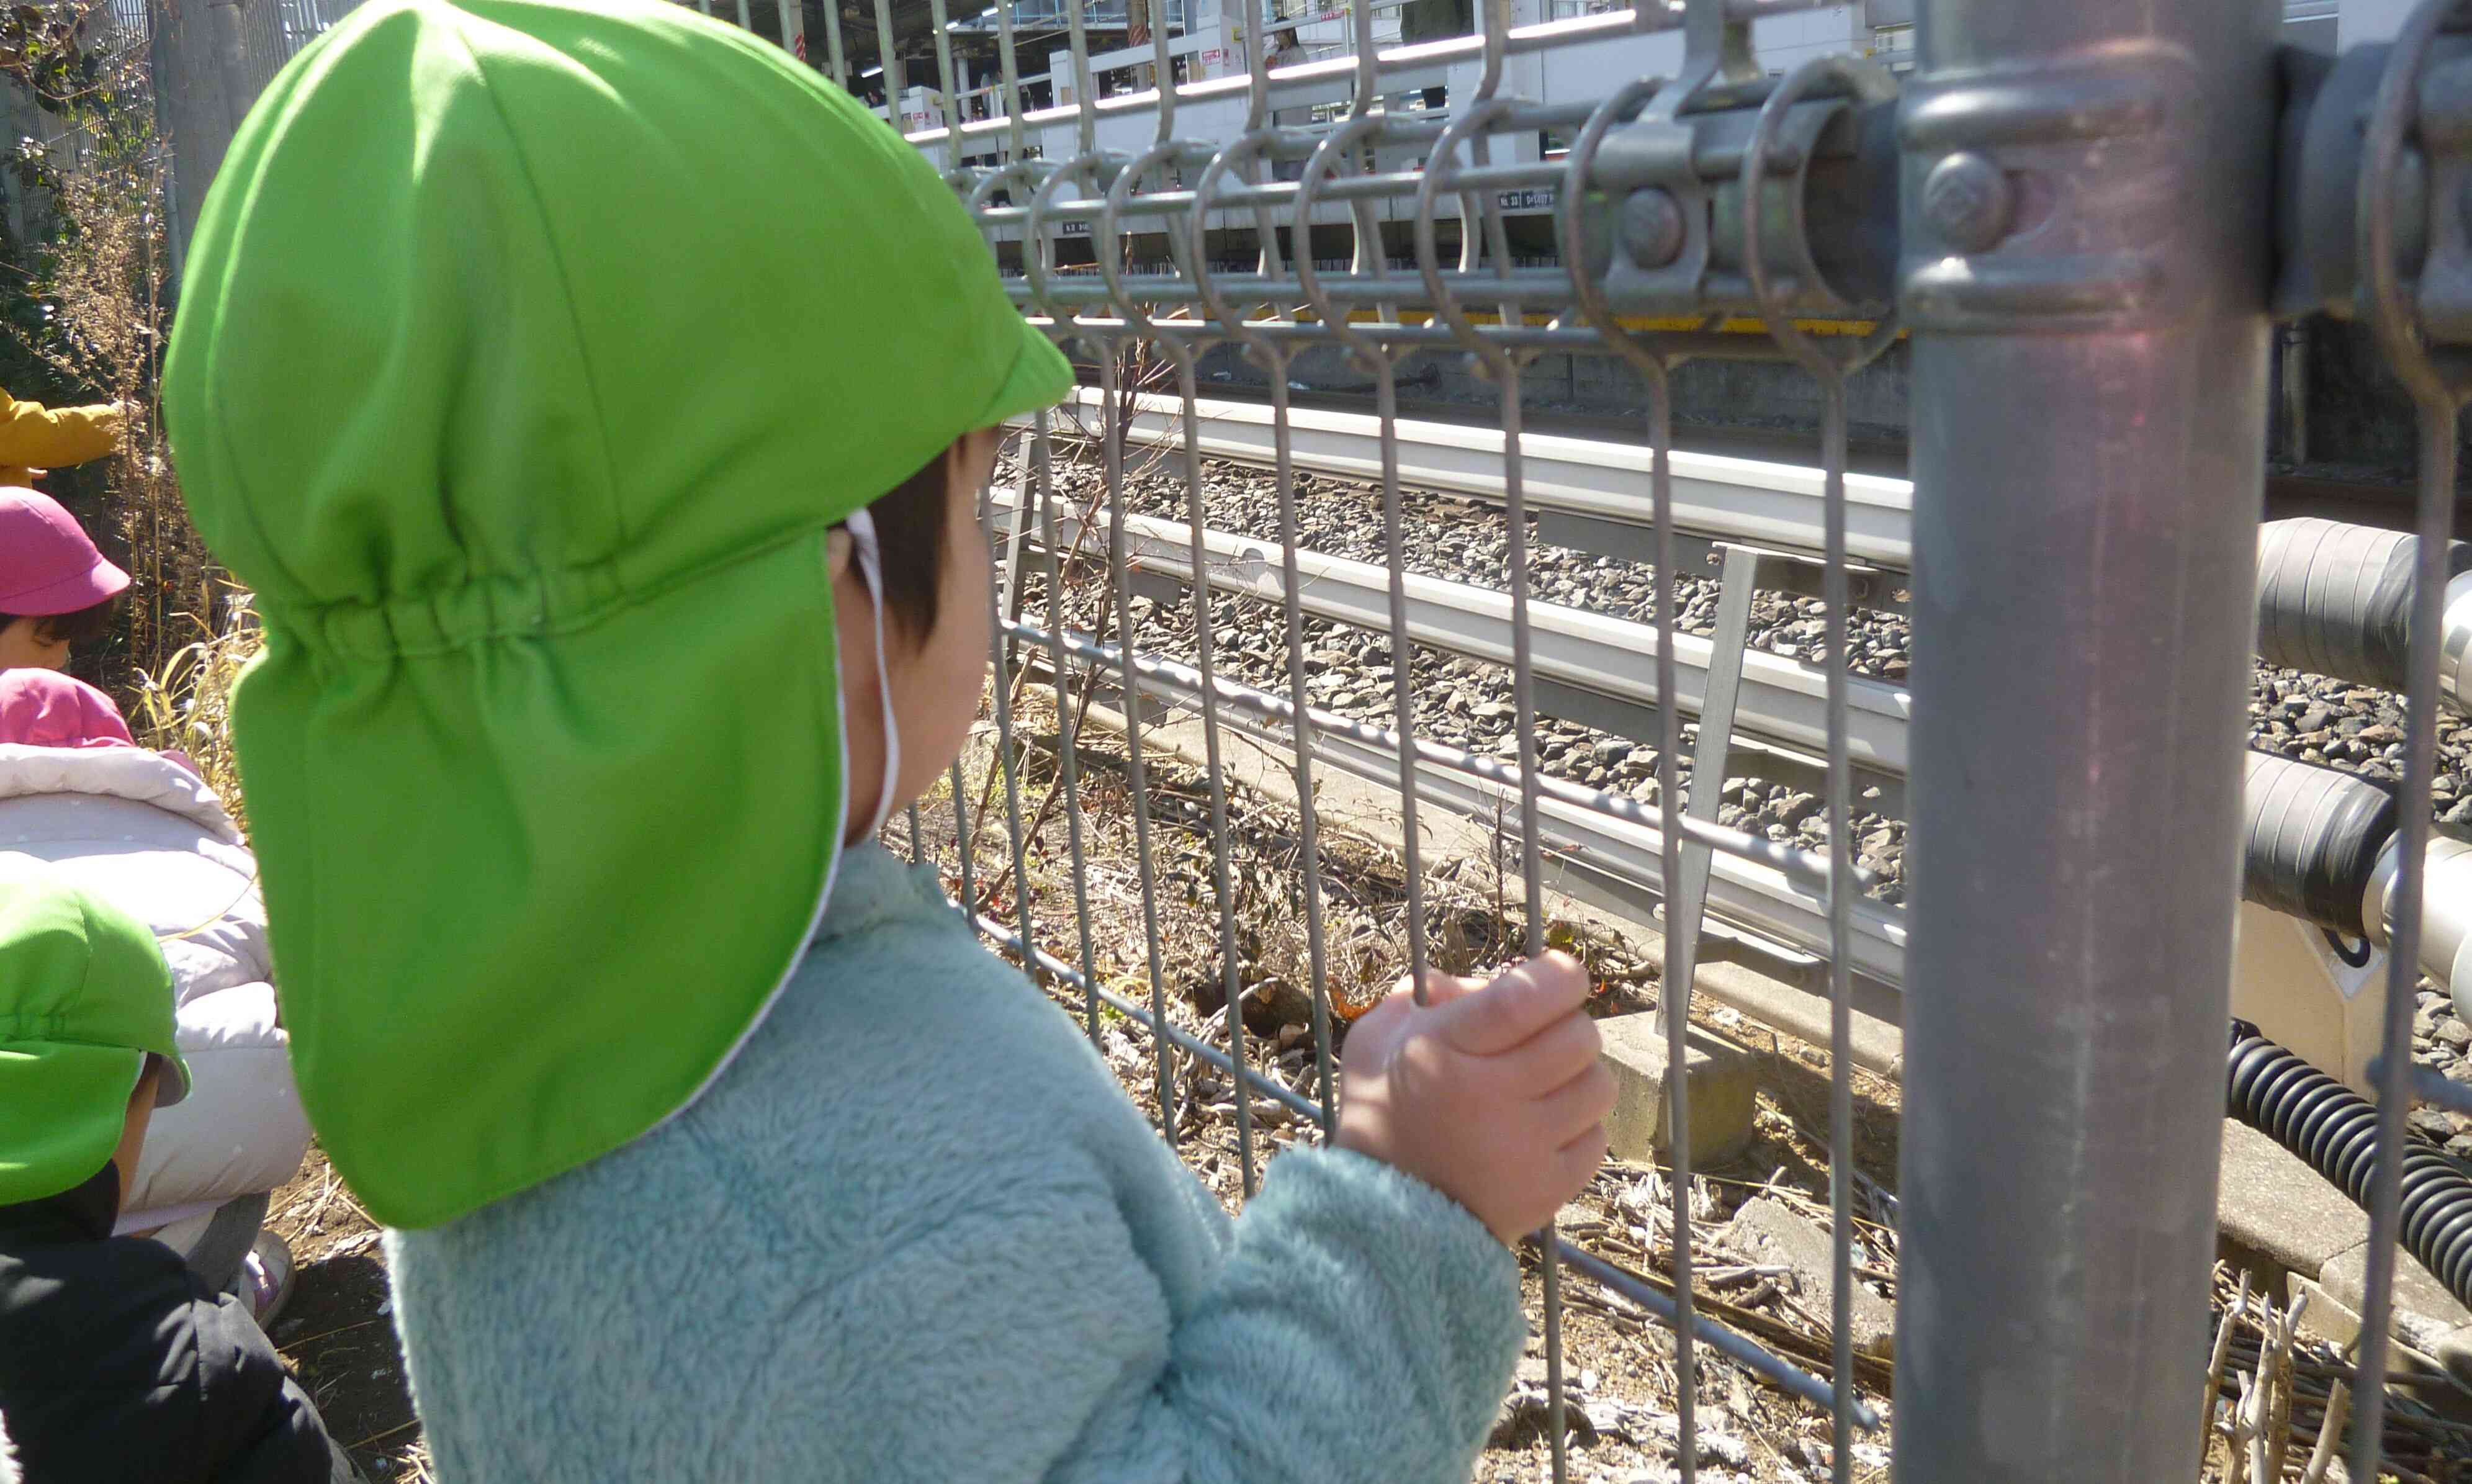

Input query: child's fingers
[1555,1122,1611,1184]
[1394,968,1487,1007]
[1530,1059,1617,1140]
[1492,1004,1603,1092]
[1434,951,1591,1056]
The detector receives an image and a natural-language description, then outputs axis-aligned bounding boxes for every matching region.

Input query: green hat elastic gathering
[0,855,189,1207]
[163,0,1071,1228]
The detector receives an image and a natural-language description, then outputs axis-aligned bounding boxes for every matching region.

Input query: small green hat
[0,854,189,1207]
[164,0,1070,1228]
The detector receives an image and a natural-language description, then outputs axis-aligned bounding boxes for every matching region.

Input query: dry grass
[124,587,262,809]
[262,1148,428,1480]
[4,11,234,701]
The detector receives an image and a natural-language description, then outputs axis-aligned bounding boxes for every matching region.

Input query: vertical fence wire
[1647,360,1699,1484]
[948,757,976,911]
[1094,254,1184,1140]
[983,472,1042,994]
[1743,58,1889,1482]
[1433,0,1570,1472]
[1027,409,1111,1048]
[1542,66,1709,1452]
[2348,408,2454,1483]
[1086,0,1262,1188]
[1169,309,1262,1194]
[2302,5,2457,1475]
[1185,6,1340,1137]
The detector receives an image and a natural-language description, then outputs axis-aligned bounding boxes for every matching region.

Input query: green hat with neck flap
[164,0,1069,1228]
[0,855,189,1207]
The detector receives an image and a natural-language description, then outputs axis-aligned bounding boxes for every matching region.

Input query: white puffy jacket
[0,745,310,1230]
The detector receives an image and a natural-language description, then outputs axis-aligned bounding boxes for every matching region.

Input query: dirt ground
[263,1151,428,1480]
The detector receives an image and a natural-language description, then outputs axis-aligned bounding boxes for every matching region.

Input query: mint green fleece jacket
[386,843,1524,1481]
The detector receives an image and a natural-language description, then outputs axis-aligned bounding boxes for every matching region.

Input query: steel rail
[1009,385,1918,573]
[1006,616,1912,988]
[988,486,1913,787]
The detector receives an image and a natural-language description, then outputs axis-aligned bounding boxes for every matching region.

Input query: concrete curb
[2218,1119,2472,1367]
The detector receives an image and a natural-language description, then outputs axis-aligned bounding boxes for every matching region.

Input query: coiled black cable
[2229,1032,2472,1308]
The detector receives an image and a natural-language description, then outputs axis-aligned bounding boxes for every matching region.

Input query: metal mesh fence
[912,2,1896,1479]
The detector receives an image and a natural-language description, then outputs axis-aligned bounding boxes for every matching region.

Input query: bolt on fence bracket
[1899,47,2196,333]
[1576,91,1897,322]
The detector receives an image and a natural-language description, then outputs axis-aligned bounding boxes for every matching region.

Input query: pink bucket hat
[0,670,135,750]
[0,488,128,616]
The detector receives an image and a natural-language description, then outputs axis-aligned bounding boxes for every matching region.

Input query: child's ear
[825,524,855,583]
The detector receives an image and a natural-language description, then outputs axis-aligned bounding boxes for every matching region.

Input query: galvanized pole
[1892,0,2273,1478]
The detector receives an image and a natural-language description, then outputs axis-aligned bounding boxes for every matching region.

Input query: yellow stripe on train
[1328,308,1891,338]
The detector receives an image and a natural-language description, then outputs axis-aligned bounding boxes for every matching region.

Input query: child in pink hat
[0,488,128,671]
[0,669,197,775]
[0,668,137,749]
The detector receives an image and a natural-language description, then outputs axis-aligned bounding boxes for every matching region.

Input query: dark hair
[853,439,965,645]
[0,598,118,647]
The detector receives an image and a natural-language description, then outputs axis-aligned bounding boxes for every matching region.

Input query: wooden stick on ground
[2300,1378,2350,1484]
[2206,1271,2254,1470]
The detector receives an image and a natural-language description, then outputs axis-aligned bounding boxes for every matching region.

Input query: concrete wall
[1204,319,2460,489]
[1197,335,1911,451]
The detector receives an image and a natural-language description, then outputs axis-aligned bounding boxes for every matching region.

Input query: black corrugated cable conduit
[2229,1032,2472,1310]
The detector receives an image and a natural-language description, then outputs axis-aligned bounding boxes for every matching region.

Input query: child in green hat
[0,857,356,1482]
[163,0,1616,1478]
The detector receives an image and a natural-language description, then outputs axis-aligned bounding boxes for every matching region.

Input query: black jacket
[0,1167,357,1484]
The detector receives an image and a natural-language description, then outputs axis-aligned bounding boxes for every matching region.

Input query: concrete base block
[2218,1119,2382,1284]
[1599,1014,1758,1167]
[1721,1195,1897,1359]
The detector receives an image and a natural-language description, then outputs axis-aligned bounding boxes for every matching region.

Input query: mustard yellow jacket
[0,392,120,485]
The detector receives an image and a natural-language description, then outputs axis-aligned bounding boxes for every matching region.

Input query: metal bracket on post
[1563,0,1898,329]
[1902,48,2202,333]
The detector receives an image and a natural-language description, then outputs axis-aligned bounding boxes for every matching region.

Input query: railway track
[1023,378,2453,537]
[994,413,2472,1076]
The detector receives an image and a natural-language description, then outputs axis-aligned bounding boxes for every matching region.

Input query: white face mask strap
[844,507,901,840]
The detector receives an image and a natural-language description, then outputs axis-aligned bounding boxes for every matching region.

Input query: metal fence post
[1893,1,2275,1478]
